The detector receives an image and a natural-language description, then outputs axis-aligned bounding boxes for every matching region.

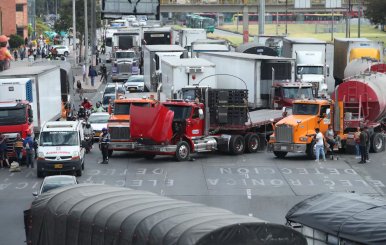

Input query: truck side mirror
[32,191,38,197]
[198,109,204,120]
[28,108,33,118]
[28,118,33,123]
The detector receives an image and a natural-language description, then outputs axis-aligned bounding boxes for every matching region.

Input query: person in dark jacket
[88,65,98,87]
[23,133,35,168]
[364,126,372,162]
[359,128,368,164]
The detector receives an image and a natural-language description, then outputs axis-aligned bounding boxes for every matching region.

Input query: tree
[365,0,386,25]
[8,35,24,49]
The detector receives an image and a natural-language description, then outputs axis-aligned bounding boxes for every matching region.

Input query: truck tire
[306,141,317,159]
[76,169,82,177]
[64,51,69,57]
[229,135,245,155]
[371,133,384,153]
[37,170,44,178]
[245,134,259,153]
[108,150,113,157]
[273,151,287,158]
[175,141,190,161]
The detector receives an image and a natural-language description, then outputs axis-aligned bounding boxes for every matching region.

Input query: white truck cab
[37,121,85,178]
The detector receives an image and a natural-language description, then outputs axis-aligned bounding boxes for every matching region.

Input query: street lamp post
[84,0,89,84]
[72,0,77,64]
[285,0,288,35]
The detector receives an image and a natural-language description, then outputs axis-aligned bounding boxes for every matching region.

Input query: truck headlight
[269,135,275,140]
[38,152,44,158]
[72,151,80,159]
[299,137,308,142]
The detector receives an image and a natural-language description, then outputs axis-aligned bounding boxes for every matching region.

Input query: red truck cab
[0,100,34,157]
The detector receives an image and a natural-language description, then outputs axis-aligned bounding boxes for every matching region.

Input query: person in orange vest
[0,35,13,71]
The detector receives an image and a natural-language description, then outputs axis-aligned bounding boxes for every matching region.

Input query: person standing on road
[82,64,87,83]
[88,65,97,87]
[23,133,35,168]
[99,128,110,164]
[0,134,10,168]
[359,127,368,164]
[0,35,14,71]
[314,128,326,162]
[100,63,107,83]
[364,126,372,162]
[354,127,361,159]
[13,134,24,165]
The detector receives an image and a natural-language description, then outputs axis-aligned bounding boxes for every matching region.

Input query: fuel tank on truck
[335,73,386,122]
[344,58,386,78]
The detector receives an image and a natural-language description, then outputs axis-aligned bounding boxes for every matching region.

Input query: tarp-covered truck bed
[286,192,386,245]
[25,184,306,245]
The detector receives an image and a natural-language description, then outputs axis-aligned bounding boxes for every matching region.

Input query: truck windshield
[283,87,314,99]
[297,66,324,75]
[114,102,150,115]
[39,131,78,146]
[293,104,319,115]
[116,52,135,59]
[202,18,215,28]
[0,107,26,125]
[164,105,192,121]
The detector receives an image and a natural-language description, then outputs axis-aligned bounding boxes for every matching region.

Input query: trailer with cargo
[197,52,315,109]
[161,57,216,99]
[191,39,230,57]
[0,66,62,157]
[104,27,119,63]
[129,88,288,161]
[142,26,172,45]
[142,45,188,92]
[333,38,384,85]
[177,28,207,50]
[112,28,141,51]
[269,72,386,159]
[344,57,386,78]
[282,37,329,95]
[24,184,307,245]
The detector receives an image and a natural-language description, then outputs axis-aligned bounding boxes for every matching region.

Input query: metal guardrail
[160,0,361,5]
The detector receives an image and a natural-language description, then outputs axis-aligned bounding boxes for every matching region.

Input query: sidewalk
[74,74,102,93]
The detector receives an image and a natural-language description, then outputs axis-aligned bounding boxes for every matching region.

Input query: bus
[232,13,344,24]
[187,15,215,33]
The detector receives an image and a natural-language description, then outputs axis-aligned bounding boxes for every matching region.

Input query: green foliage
[365,0,386,25]
[8,35,24,49]
[36,18,51,35]
[28,24,33,37]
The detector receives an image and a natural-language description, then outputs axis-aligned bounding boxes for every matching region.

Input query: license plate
[280,146,287,151]
[129,88,136,91]
[54,164,63,169]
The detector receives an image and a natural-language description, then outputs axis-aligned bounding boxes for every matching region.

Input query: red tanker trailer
[344,57,386,78]
[335,72,386,152]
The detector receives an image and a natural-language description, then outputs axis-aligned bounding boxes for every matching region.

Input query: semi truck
[161,57,216,99]
[25,184,307,245]
[129,88,288,161]
[142,26,172,45]
[112,28,141,51]
[0,66,62,157]
[176,28,207,50]
[197,52,315,109]
[111,49,139,82]
[269,72,386,159]
[333,38,384,86]
[282,38,329,96]
[142,45,188,92]
[107,97,158,157]
[104,27,119,63]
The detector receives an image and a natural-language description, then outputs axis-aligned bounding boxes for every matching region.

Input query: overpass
[159,0,363,13]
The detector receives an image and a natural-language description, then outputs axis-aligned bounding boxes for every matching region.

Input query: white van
[37,121,85,177]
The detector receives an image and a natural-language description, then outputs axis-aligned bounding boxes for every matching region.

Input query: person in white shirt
[314,128,326,162]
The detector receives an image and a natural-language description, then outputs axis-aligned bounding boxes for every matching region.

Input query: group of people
[0,133,36,169]
[314,125,371,163]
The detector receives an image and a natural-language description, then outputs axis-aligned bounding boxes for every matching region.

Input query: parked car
[124,75,145,92]
[88,112,110,140]
[52,45,70,57]
[103,83,125,97]
[32,175,77,197]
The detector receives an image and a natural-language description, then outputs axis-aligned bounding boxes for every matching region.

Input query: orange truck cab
[107,97,157,156]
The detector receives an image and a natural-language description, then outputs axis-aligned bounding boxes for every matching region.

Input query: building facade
[0,0,28,38]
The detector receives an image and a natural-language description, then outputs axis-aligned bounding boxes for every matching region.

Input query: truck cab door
[319,105,331,133]
[186,107,204,137]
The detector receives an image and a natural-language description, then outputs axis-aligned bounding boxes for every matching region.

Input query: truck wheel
[175,141,190,161]
[37,170,44,178]
[273,151,287,158]
[229,135,245,155]
[371,133,384,153]
[108,150,113,157]
[245,134,259,153]
[144,154,156,160]
[64,51,69,57]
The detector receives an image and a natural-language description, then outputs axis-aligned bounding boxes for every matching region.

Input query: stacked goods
[193,88,248,126]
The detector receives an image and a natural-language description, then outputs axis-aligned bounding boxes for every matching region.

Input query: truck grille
[3,133,20,156]
[118,63,132,73]
[275,124,293,143]
[110,127,130,140]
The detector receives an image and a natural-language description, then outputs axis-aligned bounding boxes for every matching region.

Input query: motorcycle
[84,134,93,153]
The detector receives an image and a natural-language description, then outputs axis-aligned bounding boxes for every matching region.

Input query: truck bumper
[269,143,307,153]
[135,144,177,155]
[111,74,130,82]
[109,142,136,151]
[37,159,82,173]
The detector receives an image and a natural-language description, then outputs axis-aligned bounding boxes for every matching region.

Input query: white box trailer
[178,28,207,50]
[0,65,62,132]
[198,52,295,109]
[142,45,188,92]
[282,38,328,95]
[333,38,384,85]
[161,57,216,99]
